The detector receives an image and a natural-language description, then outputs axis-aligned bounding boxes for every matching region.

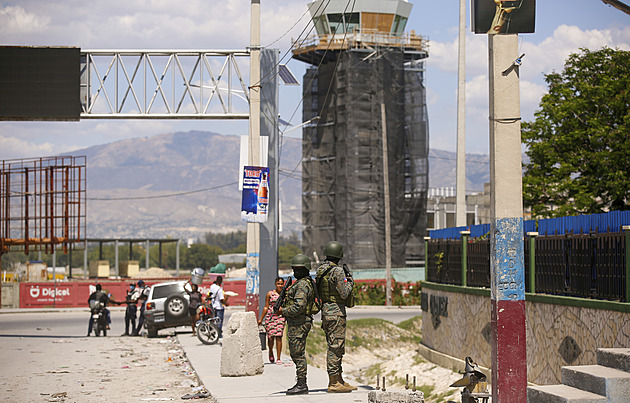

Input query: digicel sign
[22,284,77,307]
[19,280,248,308]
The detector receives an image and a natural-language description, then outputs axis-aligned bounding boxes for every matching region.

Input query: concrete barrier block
[220,311,264,377]
[367,390,424,403]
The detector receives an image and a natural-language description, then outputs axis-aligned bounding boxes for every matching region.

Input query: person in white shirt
[207,276,229,336]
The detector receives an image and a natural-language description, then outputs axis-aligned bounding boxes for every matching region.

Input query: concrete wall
[421,282,630,385]
[1,283,20,308]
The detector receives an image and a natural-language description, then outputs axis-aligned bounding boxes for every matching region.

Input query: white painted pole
[455,0,467,227]
[246,0,261,313]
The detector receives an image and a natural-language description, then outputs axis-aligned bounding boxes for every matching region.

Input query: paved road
[0,306,423,402]
[0,305,422,337]
[0,308,201,402]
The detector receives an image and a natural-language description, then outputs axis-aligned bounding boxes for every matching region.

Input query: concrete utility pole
[381,104,392,306]
[245,0,262,313]
[455,0,467,227]
[488,34,527,402]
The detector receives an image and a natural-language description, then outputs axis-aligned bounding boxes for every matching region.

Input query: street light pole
[455,0,467,227]
[245,0,261,313]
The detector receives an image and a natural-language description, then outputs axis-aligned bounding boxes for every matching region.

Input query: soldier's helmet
[291,254,311,270]
[324,241,343,259]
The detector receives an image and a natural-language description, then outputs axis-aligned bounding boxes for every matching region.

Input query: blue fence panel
[470,224,491,238]
[429,226,468,239]
[431,211,629,239]
[538,211,630,235]
[524,220,536,233]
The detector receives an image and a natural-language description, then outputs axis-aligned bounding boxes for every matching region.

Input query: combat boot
[339,373,358,390]
[327,374,353,393]
[286,377,308,395]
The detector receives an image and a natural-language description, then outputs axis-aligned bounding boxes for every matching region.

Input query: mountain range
[83,130,489,240]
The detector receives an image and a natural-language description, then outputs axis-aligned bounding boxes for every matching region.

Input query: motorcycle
[196,303,220,345]
[90,300,108,337]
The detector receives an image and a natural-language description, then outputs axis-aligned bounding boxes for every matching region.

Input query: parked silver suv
[144,281,191,338]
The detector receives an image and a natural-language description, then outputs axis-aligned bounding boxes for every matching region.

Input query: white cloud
[0,5,49,35]
[520,25,630,82]
[0,135,56,159]
[466,74,488,107]
[519,80,547,121]
[427,34,488,76]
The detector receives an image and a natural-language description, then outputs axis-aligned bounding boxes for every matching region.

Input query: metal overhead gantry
[80,49,251,119]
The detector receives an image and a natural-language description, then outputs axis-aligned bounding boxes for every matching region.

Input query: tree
[522,47,630,218]
[181,244,223,270]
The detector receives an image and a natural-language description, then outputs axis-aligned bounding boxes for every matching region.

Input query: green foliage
[204,230,246,250]
[354,281,422,306]
[181,243,223,269]
[1,230,303,274]
[278,243,302,265]
[397,315,423,332]
[522,47,630,218]
[305,322,327,356]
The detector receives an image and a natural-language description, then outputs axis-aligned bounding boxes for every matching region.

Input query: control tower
[293,0,430,269]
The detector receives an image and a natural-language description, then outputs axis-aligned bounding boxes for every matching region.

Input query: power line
[429,154,489,165]
[87,181,238,201]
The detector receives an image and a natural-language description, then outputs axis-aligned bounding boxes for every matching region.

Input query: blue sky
[0,0,628,160]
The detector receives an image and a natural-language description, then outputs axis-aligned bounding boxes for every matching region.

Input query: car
[143,280,191,338]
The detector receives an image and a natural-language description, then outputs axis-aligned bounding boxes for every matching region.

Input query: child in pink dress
[258,277,287,363]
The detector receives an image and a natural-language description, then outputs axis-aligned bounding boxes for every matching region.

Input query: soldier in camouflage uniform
[279,254,316,395]
[316,241,357,393]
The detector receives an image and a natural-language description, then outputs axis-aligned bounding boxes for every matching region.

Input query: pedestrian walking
[316,241,357,393]
[121,283,140,336]
[279,254,317,395]
[258,276,287,363]
[184,281,202,336]
[208,276,228,335]
[131,279,150,336]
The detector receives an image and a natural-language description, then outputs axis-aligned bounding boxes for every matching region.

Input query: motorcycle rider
[87,284,115,336]
[121,283,140,336]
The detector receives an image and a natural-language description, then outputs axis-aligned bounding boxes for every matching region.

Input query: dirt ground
[0,332,209,402]
[305,317,467,403]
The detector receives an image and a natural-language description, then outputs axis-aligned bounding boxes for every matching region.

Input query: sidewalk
[178,333,372,402]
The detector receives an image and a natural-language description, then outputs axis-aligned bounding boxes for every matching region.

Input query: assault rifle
[272,277,293,314]
[342,264,356,308]
[342,263,353,280]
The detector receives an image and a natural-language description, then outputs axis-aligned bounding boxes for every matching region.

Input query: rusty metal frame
[0,156,86,255]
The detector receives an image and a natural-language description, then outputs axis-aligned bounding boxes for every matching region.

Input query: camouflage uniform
[316,260,354,376]
[282,276,315,379]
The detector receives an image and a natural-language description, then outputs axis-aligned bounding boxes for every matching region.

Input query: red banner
[19,279,246,308]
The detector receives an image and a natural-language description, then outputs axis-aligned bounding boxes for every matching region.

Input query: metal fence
[426,231,628,302]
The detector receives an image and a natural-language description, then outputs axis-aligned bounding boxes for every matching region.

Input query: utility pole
[455,0,467,227]
[381,103,392,306]
[488,33,527,403]
[245,0,262,313]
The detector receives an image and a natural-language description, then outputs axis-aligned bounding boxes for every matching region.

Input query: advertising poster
[472,0,536,34]
[241,166,269,223]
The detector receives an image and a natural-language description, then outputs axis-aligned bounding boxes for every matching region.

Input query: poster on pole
[241,166,269,223]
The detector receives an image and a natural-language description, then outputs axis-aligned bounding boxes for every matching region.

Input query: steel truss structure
[1,156,86,255]
[80,50,251,119]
